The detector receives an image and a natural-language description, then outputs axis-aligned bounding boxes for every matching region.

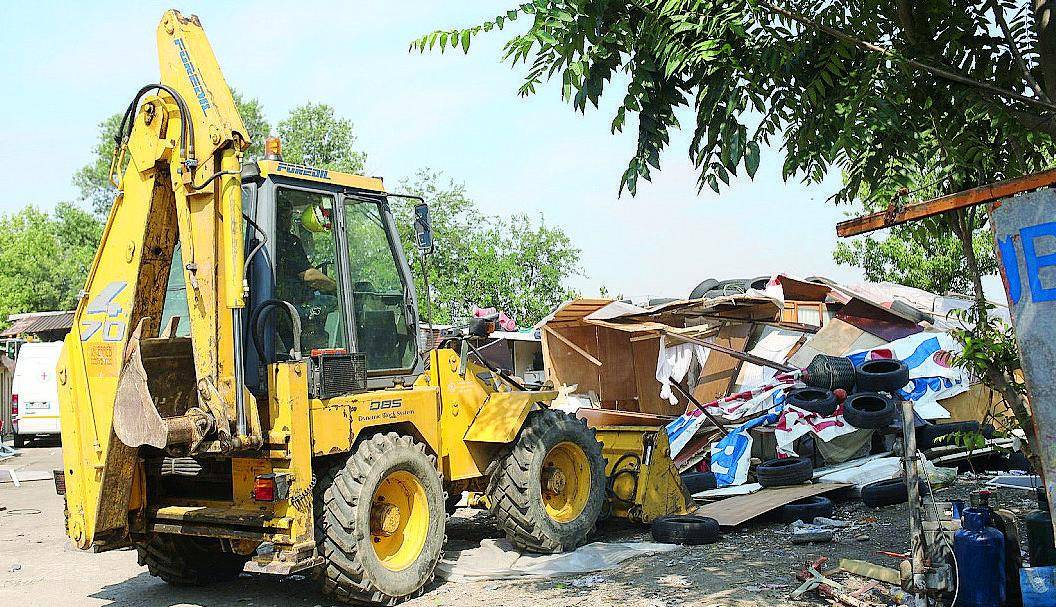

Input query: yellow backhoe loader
[55,9,691,605]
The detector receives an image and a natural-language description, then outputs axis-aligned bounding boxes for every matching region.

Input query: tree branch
[1008,107,1056,137]
[990,0,1050,102]
[760,1,1056,113]
[1034,0,1056,100]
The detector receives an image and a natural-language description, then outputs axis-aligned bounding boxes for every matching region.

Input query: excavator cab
[234,148,422,393]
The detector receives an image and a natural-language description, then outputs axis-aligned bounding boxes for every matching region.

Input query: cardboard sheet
[693,482,849,527]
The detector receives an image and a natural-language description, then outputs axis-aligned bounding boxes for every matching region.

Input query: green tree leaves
[412,1,1056,200]
[0,203,102,322]
[73,113,122,216]
[392,170,581,325]
[276,102,366,174]
[233,91,271,160]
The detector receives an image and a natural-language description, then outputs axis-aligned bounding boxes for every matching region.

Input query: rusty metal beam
[836,168,1056,237]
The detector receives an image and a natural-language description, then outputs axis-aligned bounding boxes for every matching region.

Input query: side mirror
[413,202,434,255]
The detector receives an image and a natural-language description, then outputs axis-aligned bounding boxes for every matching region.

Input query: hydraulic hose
[250,299,302,363]
[115,83,196,165]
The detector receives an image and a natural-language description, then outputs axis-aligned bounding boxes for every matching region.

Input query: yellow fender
[462,390,558,443]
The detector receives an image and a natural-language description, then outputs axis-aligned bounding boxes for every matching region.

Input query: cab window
[274,187,346,355]
[343,198,415,371]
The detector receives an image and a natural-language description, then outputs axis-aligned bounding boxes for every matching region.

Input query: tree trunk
[949,208,987,317]
[950,209,1040,472]
[1034,0,1056,100]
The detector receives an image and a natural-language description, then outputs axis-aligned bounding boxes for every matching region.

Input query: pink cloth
[472,306,516,332]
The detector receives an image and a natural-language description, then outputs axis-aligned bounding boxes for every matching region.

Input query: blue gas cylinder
[955,508,1007,607]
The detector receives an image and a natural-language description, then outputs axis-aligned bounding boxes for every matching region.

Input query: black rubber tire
[786,388,838,416]
[843,392,898,429]
[135,533,248,586]
[486,409,606,554]
[855,359,910,393]
[13,434,25,448]
[861,478,911,507]
[650,515,721,545]
[746,276,771,291]
[680,471,717,494]
[712,279,748,296]
[777,496,834,523]
[445,490,463,515]
[803,355,856,392]
[915,421,982,449]
[689,279,720,300]
[756,457,813,488]
[1007,451,1032,472]
[315,433,446,605]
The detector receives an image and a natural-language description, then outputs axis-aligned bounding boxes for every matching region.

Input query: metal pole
[669,379,729,437]
[661,330,795,373]
[901,399,927,597]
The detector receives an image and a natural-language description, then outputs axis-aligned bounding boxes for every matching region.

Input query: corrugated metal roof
[2,311,75,337]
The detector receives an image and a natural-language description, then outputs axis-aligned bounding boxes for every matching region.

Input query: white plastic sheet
[815,456,902,490]
[436,539,678,582]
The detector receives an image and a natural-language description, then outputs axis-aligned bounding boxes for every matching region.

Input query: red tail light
[252,476,276,502]
[11,393,17,417]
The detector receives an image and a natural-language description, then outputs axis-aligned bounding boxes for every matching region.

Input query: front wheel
[486,409,606,553]
[315,433,446,605]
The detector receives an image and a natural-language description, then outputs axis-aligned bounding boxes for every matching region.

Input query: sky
[0,1,880,301]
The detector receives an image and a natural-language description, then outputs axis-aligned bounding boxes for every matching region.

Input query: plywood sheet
[940,384,997,424]
[633,336,682,416]
[543,326,601,394]
[693,482,850,527]
[597,327,638,404]
[787,318,868,366]
[692,323,751,404]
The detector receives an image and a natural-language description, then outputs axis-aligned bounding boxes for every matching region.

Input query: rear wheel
[135,533,248,586]
[13,434,25,448]
[315,433,446,605]
[486,409,606,553]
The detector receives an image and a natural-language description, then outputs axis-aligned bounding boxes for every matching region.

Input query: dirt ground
[0,439,1036,607]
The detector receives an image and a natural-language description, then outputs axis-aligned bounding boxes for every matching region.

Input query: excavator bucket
[112,320,168,449]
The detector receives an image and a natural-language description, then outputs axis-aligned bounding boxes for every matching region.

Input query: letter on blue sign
[998,235,1022,304]
[1022,222,1056,303]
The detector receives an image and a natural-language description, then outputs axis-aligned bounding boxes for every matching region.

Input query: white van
[11,342,63,448]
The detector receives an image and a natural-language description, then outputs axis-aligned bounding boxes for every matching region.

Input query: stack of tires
[841,358,910,430]
[793,354,910,431]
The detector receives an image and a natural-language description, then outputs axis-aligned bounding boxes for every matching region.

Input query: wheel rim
[370,470,429,572]
[540,441,591,523]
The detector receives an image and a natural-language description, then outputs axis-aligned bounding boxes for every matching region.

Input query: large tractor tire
[486,409,606,554]
[315,433,446,605]
[135,533,248,586]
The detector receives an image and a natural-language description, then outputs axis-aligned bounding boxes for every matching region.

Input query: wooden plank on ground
[839,559,901,584]
[693,482,850,527]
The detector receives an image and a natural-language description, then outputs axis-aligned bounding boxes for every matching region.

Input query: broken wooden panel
[835,298,922,342]
[597,325,638,406]
[786,318,887,367]
[692,323,751,404]
[542,324,602,396]
[694,482,850,527]
[632,336,683,416]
